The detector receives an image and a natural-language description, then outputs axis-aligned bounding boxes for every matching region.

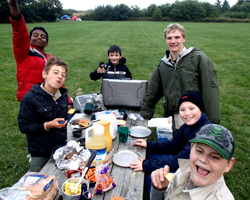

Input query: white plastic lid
[93,124,104,135]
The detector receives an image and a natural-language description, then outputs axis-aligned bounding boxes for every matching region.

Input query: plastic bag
[94,163,116,194]
[2,172,58,200]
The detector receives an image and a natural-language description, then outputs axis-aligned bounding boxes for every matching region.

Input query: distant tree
[230,1,250,12]
[215,0,222,13]
[0,0,11,23]
[201,2,220,17]
[169,1,206,21]
[153,7,162,21]
[147,4,158,17]
[221,0,230,13]
[113,4,131,20]
[236,0,245,5]
[130,5,141,18]
[159,3,172,17]
[94,5,109,20]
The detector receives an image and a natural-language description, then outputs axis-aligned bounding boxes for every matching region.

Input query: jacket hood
[162,47,198,64]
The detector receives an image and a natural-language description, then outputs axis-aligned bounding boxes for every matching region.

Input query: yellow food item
[64,181,81,195]
[79,119,90,127]
[164,173,174,181]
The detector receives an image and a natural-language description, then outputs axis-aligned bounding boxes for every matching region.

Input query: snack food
[110,196,125,200]
[64,181,81,195]
[79,119,90,127]
[86,167,96,183]
[164,173,174,181]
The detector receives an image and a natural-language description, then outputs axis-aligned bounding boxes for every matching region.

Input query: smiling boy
[90,45,132,92]
[8,0,73,108]
[140,23,220,134]
[18,57,69,172]
[150,124,235,200]
[130,90,211,194]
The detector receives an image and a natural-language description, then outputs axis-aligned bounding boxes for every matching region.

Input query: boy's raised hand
[97,67,105,74]
[7,0,19,16]
[151,165,170,190]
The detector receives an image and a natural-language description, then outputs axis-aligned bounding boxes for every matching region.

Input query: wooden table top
[40,108,148,200]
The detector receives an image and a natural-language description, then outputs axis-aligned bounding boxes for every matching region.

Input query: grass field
[0,20,249,199]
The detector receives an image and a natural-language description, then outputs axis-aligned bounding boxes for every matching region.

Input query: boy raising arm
[7,0,73,108]
[150,124,235,200]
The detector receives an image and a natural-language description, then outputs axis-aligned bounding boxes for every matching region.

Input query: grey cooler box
[102,79,148,108]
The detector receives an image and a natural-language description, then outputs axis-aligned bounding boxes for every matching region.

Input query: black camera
[98,62,109,70]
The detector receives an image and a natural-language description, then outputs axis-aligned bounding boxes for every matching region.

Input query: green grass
[0,21,249,199]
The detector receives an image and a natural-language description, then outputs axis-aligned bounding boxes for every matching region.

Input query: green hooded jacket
[140,47,220,124]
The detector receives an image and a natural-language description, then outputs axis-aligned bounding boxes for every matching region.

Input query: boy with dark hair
[90,45,132,92]
[7,0,73,108]
[18,56,69,172]
[150,124,235,200]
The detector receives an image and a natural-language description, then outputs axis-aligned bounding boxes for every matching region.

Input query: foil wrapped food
[53,140,91,170]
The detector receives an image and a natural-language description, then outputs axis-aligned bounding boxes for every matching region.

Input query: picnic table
[40,98,148,200]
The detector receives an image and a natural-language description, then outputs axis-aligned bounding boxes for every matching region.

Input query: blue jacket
[18,83,68,157]
[143,113,210,173]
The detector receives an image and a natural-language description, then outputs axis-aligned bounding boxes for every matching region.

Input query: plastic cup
[119,126,130,143]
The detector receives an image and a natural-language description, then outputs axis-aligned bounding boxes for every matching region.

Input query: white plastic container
[85,124,107,162]
[96,111,117,140]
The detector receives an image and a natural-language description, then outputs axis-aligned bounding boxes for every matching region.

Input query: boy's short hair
[189,124,235,160]
[108,45,122,56]
[44,57,68,75]
[30,27,49,42]
[164,23,186,39]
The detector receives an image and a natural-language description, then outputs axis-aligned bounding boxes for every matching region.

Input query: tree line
[0,0,250,23]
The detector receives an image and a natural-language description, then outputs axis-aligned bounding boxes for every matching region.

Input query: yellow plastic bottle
[98,120,112,153]
[85,124,107,162]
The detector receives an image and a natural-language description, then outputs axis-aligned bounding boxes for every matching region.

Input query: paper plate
[129,126,151,138]
[113,150,139,167]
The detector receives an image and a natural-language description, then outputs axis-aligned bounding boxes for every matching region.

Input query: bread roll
[25,175,57,199]
[110,196,125,200]
[79,119,90,127]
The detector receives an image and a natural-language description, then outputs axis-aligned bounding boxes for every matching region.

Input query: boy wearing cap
[130,90,211,193]
[150,124,235,200]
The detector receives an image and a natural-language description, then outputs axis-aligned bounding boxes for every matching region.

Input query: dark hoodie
[143,113,211,173]
[18,83,68,157]
[90,57,132,81]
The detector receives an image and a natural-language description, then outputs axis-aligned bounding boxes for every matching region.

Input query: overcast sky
[60,0,238,11]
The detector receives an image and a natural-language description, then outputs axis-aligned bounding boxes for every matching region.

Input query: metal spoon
[73,150,97,195]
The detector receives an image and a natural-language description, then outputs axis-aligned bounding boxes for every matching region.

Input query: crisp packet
[94,163,116,194]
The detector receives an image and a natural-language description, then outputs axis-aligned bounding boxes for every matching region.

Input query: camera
[98,62,109,70]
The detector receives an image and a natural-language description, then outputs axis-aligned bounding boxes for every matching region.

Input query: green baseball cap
[189,124,235,160]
